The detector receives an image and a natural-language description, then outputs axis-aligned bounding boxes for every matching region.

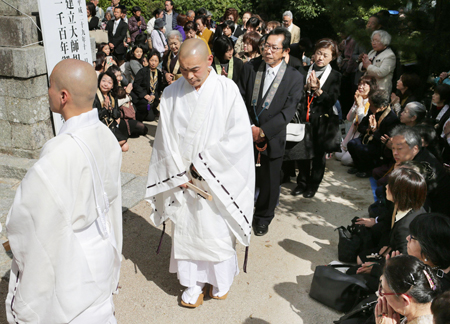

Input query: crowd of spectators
[85,1,450,320]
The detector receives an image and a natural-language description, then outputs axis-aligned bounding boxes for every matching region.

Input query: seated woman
[236,31,260,63]
[377,255,440,324]
[400,102,427,127]
[391,73,421,116]
[98,43,111,56]
[123,45,145,83]
[335,76,377,166]
[347,90,400,178]
[408,213,450,291]
[211,36,243,84]
[184,21,211,54]
[426,84,450,137]
[131,50,165,122]
[162,30,183,86]
[94,52,107,76]
[431,291,450,324]
[93,70,129,152]
[356,167,427,265]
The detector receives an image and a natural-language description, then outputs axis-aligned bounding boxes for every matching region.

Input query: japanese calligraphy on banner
[37,0,92,135]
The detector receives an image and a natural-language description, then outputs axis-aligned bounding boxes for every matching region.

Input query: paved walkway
[0,122,374,323]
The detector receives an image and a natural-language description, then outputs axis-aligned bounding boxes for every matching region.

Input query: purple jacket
[128,16,147,42]
[174,25,186,41]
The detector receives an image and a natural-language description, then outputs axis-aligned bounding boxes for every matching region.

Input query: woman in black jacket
[356,167,427,265]
[93,70,129,152]
[211,36,243,85]
[131,50,165,122]
[292,39,342,198]
[87,3,99,30]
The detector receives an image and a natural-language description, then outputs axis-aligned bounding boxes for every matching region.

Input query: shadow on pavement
[0,275,9,323]
[121,210,180,296]
[242,317,271,324]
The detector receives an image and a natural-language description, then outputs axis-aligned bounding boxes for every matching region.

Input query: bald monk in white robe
[5,59,123,323]
[146,39,255,307]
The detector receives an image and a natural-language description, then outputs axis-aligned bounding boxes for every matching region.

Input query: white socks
[181,282,205,304]
[211,286,228,298]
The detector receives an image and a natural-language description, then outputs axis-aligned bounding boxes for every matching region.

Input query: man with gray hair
[347,90,400,177]
[282,10,300,44]
[389,125,450,215]
[186,9,195,22]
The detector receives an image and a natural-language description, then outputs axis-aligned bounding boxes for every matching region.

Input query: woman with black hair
[184,21,211,54]
[427,84,450,137]
[123,45,145,82]
[93,70,129,152]
[212,36,243,84]
[195,15,213,46]
[292,38,342,198]
[431,291,450,324]
[86,3,99,30]
[391,73,421,116]
[377,255,440,323]
[236,31,260,63]
[131,50,165,122]
[408,213,450,291]
[357,167,427,265]
[221,20,237,44]
[234,17,261,54]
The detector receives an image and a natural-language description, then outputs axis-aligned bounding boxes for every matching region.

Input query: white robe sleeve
[5,163,104,323]
[145,92,190,226]
[192,84,255,246]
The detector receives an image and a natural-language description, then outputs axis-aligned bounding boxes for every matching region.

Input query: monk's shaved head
[50,59,98,109]
[178,39,213,90]
[179,38,209,61]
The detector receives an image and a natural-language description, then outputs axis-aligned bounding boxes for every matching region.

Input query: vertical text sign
[37,0,92,134]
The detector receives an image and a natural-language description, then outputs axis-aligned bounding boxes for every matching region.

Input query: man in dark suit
[107,6,128,62]
[239,27,304,236]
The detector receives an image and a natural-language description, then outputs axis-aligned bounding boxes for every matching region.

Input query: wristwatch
[259,128,265,138]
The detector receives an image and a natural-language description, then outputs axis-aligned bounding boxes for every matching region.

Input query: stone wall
[0,0,96,159]
[0,0,53,159]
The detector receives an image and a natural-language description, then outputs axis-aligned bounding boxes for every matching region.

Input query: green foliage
[174,0,252,22]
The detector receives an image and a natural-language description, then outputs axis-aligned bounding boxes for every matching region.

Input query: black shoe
[253,224,269,236]
[355,171,370,178]
[291,185,305,196]
[281,175,291,184]
[303,189,316,198]
[347,167,358,174]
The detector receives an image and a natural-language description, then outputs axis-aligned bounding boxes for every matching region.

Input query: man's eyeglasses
[264,43,282,52]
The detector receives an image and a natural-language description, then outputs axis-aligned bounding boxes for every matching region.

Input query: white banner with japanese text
[37,0,92,135]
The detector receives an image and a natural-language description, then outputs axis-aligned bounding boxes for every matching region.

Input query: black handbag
[334,294,378,324]
[321,113,342,153]
[309,264,371,313]
[284,102,315,161]
[336,217,372,263]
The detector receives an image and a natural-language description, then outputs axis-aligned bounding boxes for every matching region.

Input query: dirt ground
[113,122,374,324]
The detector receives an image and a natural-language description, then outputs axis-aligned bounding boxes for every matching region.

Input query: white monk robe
[5,109,122,324]
[146,68,255,296]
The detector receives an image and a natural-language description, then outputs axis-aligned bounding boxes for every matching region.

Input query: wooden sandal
[209,285,228,300]
[180,287,206,308]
